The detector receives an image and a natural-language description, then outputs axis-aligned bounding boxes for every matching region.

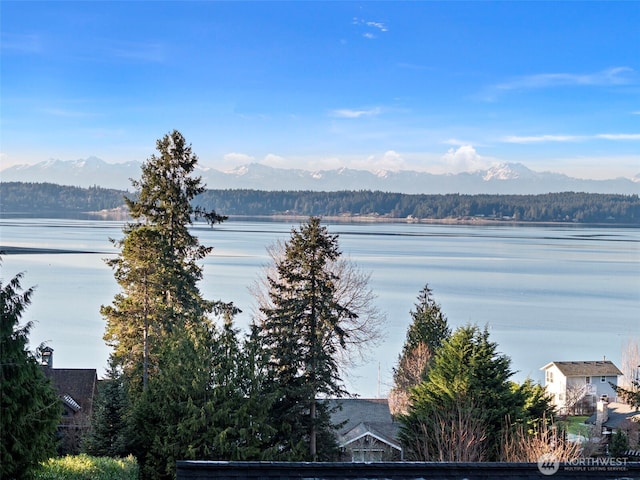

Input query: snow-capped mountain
[482,162,538,181]
[1,157,638,195]
[0,157,142,190]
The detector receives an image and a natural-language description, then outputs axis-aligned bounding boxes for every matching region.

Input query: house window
[585,376,591,384]
[601,376,606,383]
[351,449,383,462]
[546,371,553,383]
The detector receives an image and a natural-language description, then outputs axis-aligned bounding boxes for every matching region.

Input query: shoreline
[1,210,638,228]
[0,245,103,255]
[223,214,640,228]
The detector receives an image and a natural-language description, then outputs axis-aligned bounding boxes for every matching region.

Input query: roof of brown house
[540,361,622,377]
[42,368,98,413]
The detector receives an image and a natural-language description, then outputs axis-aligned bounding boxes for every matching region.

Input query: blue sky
[1,1,639,179]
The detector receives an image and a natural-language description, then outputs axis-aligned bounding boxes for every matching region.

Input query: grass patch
[32,454,138,480]
[561,415,591,436]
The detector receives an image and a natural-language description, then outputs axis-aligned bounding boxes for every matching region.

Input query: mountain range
[1,157,638,195]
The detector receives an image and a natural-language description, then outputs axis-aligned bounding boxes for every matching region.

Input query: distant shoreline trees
[1,182,639,224]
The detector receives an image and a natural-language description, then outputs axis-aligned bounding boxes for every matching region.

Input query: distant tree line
[2,182,639,224]
[196,190,640,224]
[0,182,126,214]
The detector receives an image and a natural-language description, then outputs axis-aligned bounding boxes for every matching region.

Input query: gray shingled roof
[325,398,400,449]
[541,361,622,377]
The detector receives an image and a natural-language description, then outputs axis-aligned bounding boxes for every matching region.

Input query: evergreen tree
[190,311,277,461]
[83,356,128,457]
[258,217,355,460]
[102,226,167,393]
[130,323,215,479]
[405,284,450,354]
[100,131,227,479]
[102,131,226,393]
[611,379,640,410]
[390,284,450,414]
[1,267,61,479]
[399,325,518,461]
[234,323,278,459]
[609,429,629,457]
[254,240,384,378]
[510,377,556,430]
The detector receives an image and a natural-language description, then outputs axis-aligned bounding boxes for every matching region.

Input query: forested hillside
[0,182,127,214]
[195,189,640,223]
[1,182,639,224]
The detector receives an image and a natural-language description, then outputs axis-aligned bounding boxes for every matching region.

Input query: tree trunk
[310,400,317,461]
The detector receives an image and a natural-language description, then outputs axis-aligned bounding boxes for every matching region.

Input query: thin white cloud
[330,107,382,118]
[502,133,640,143]
[502,135,582,144]
[365,21,388,32]
[496,67,635,91]
[596,133,640,140]
[444,138,471,146]
[352,17,388,39]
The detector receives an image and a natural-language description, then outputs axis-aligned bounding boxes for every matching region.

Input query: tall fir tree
[100,131,227,479]
[258,217,355,460]
[1,267,61,479]
[102,131,226,394]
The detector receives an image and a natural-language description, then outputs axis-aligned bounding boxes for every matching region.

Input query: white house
[541,360,622,415]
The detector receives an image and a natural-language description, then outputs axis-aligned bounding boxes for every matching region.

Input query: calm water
[1,218,638,397]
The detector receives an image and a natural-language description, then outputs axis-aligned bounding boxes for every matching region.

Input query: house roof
[42,368,98,414]
[325,398,400,451]
[339,421,402,451]
[540,361,622,377]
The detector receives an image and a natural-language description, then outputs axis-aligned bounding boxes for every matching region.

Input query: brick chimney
[40,346,53,368]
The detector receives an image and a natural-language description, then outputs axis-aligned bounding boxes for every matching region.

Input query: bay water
[0,217,638,398]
